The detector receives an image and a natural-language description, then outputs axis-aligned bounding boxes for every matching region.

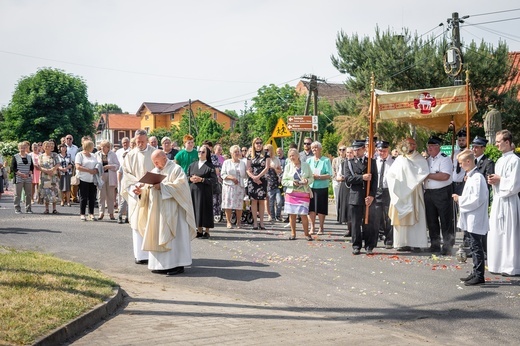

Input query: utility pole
[298,74,325,149]
[445,12,468,86]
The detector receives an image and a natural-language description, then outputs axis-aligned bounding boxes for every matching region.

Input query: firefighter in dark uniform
[345,139,378,255]
[424,136,454,255]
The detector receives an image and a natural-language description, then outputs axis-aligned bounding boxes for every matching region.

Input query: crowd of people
[3,128,519,283]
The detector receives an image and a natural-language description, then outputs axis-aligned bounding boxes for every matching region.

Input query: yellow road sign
[272,118,292,138]
[265,137,278,152]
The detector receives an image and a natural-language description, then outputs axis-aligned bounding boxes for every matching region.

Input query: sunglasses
[255,142,263,145]
[304,142,312,145]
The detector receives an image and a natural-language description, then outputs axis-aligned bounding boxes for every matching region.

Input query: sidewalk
[67,273,436,346]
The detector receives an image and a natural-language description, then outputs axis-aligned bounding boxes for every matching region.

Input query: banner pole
[465,69,471,144]
[365,73,375,225]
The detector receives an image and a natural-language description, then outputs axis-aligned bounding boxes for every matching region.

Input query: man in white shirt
[116,137,131,166]
[369,141,394,249]
[424,136,454,255]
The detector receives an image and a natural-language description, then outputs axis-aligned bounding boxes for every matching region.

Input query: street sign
[265,136,278,152]
[271,118,292,138]
[287,115,318,132]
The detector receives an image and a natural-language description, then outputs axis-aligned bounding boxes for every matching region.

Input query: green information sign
[440,145,453,157]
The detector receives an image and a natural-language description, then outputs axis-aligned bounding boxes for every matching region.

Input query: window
[213,112,217,120]
[118,131,125,140]
[170,114,175,121]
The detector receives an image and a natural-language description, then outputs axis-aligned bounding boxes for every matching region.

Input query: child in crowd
[452,149,489,286]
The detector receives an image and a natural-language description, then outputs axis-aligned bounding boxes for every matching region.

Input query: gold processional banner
[375,85,478,133]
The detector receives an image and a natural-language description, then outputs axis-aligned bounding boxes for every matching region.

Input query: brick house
[95,113,141,147]
[135,100,236,133]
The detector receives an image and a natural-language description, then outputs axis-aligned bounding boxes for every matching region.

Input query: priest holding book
[133,150,197,275]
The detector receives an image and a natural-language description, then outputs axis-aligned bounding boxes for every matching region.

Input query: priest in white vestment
[121,130,155,264]
[134,150,196,275]
[487,130,520,276]
[387,138,429,249]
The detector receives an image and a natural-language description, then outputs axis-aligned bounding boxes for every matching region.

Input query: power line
[462,16,520,26]
[461,25,520,45]
[0,49,260,84]
[468,8,520,18]
[210,77,302,109]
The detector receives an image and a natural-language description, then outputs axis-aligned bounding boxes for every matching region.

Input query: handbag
[71,171,80,186]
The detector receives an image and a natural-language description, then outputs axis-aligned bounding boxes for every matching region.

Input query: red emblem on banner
[413,92,437,114]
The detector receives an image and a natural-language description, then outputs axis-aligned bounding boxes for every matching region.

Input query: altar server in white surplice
[487,130,520,276]
[121,130,155,265]
[133,150,196,275]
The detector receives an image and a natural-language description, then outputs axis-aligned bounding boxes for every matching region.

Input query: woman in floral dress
[38,141,60,214]
[246,137,270,230]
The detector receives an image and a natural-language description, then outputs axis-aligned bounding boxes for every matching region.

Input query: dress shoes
[501,272,518,277]
[366,248,373,255]
[440,247,453,256]
[411,247,422,253]
[167,266,185,275]
[427,246,441,253]
[464,277,485,286]
[352,248,361,255]
[196,232,204,238]
[396,246,411,252]
[151,269,170,275]
[135,259,148,265]
[460,273,475,282]
[201,232,210,239]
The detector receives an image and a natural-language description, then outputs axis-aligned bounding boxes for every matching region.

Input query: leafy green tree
[92,102,124,121]
[321,131,341,157]
[149,128,172,144]
[0,68,94,143]
[170,109,224,146]
[251,84,299,140]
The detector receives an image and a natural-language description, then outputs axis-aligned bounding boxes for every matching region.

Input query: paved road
[1,193,520,345]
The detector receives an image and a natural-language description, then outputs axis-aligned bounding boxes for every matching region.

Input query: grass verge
[0,247,116,345]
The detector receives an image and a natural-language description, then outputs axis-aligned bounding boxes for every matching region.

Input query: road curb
[32,286,125,346]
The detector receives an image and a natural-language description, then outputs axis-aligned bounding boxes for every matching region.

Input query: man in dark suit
[345,139,378,255]
[471,135,495,254]
[472,136,495,178]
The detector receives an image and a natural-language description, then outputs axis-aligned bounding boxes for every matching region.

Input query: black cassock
[188,161,218,228]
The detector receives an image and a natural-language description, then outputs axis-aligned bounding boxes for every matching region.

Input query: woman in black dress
[246,137,271,230]
[188,145,218,239]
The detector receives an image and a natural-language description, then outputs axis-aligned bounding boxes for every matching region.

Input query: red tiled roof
[97,113,140,130]
[498,52,520,100]
[295,80,352,104]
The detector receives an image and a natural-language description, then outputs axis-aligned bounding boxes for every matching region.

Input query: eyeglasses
[255,142,263,145]
[66,137,72,140]
[304,142,312,145]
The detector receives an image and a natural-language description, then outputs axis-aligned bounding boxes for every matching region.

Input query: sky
[1,0,519,115]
